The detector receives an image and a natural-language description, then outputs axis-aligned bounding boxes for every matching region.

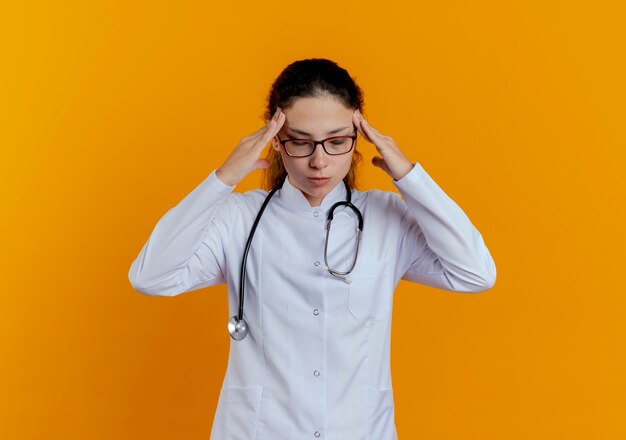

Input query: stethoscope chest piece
[228,315,249,340]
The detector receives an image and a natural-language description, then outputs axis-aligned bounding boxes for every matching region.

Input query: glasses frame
[276,132,358,157]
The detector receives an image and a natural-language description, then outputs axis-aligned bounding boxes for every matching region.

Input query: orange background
[2,1,625,439]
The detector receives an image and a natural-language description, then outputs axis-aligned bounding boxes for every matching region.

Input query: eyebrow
[287,126,352,137]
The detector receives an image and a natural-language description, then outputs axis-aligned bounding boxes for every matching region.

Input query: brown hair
[261,58,364,190]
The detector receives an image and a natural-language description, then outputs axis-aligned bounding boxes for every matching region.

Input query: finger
[261,111,285,144]
[252,158,270,171]
[358,113,384,143]
[273,109,286,133]
[246,109,284,145]
[246,125,268,140]
[353,110,373,143]
[257,107,283,135]
[260,110,280,133]
[372,156,392,176]
[269,107,282,125]
[246,113,279,140]
[355,110,384,145]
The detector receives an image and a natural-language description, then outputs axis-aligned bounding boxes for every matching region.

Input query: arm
[351,109,496,293]
[129,108,287,297]
[128,170,236,296]
[393,162,497,292]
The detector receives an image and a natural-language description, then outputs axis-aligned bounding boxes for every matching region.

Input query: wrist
[216,168,238,186]
[392,161,414,182]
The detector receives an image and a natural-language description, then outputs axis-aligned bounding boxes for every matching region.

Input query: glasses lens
[324,137,354,155]
[284,140,315,157]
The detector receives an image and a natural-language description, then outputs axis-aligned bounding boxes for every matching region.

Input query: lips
[308,177,330,186]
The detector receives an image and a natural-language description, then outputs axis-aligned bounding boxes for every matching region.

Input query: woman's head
[261,58,364,204]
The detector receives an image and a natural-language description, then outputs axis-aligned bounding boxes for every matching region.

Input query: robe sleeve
[128,170,237,296]
[392,162,497,292]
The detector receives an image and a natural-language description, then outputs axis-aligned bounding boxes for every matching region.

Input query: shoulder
[217,188,269,218]
[351,187,407,224]
[352,187,404,211]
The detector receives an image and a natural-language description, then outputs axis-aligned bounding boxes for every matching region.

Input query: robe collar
[276,175,349,217]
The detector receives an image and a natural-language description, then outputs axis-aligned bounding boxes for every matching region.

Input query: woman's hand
[352,109,413,181]
[216,108,286,186]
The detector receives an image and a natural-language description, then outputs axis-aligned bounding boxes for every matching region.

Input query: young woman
[129,58,496,440]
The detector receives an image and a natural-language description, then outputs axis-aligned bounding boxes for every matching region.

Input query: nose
[308,143,329,169]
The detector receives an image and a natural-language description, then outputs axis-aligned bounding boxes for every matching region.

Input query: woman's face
[271,95,356,207]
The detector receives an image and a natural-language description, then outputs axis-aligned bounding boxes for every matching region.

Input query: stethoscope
[228,177,364,341]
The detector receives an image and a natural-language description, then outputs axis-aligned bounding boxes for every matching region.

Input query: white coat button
[313,370,320,377]
[314,261,321,267]
[313,210,320,217]
[313,309,319,315]
[314,432,321,437]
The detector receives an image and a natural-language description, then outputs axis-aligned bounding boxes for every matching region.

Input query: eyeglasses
[276,132,357,157]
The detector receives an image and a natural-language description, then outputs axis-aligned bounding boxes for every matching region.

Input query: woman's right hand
[216,107,286,186]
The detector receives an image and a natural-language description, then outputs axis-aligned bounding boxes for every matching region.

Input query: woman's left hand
[352,109,414,181]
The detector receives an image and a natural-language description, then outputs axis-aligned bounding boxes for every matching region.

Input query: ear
[271,137,280,151]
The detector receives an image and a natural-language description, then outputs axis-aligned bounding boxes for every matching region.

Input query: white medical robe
[128,162,497,439]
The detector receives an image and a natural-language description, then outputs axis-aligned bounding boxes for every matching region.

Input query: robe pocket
[347,258,393,322]
[368,387,396,440]
[214,385,263,440]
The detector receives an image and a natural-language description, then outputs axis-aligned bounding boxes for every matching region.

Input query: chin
[302,183,328,196]
[292,175,339,200]
[305,187,328,197]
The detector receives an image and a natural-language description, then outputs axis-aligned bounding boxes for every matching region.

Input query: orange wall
[1,1,625,438]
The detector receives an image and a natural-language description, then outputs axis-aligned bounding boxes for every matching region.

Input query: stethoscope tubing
[237,182,283,320]
[324,200,363,278]
[230,177,363,340]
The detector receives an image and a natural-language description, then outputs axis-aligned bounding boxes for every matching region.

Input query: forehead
[283,96,354,136]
